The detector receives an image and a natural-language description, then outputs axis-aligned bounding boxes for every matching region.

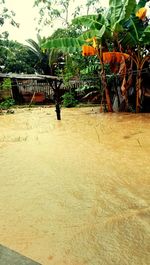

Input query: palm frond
[25,39,43,59]
[49,48,62,65]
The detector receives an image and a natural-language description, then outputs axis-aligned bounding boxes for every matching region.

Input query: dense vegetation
[0,0,150,112]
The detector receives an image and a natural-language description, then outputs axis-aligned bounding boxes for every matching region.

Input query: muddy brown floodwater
[0,107,150,265]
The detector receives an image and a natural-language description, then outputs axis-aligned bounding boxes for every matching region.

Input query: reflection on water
[0,107,150,265]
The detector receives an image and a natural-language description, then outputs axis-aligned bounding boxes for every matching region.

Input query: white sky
[2,0,109,44]
[2,0,150,44]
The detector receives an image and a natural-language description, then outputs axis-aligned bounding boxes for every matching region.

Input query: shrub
[0,98,15,110]
[1,78,12,90]
[62,92,78,108]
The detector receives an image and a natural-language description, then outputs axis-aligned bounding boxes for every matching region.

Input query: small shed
[0,73,63,104]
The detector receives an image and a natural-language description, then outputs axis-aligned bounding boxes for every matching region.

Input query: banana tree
[119,0,150,112]
[80,0,149,112]
[41,15,116,111]
[75,0,150,112]
[42,0,149,112]
[42,29,113,111]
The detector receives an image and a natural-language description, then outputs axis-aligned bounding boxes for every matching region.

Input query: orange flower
[82,45,97,56]
[102,52,130,64]
[136,7,147,20]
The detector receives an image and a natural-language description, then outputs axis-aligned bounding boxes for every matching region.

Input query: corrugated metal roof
[0,73,61,80]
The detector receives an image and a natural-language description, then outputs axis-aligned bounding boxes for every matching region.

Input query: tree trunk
[98,47,113,112]
[101,63,113,112]
[136,69,142,113]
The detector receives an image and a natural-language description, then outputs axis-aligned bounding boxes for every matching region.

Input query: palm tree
[26,35,65,76]
[26,36,51,75]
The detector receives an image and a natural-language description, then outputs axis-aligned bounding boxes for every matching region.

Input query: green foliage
[0,78,11,90]
[62,92,78,107]
[78,29,100,41]
[25,37,51,74]
[34,0,102,32]
[26,37,43,59]
[0,0,19,38]
[0,98,15,109]
[80,63,100,75]
[0,39,38,73]
[140,25,150,44]
[120,11,149,48]
[42,37,84,53]
[76,75,101,93]
[34,0,149,112]
[72,15,100,30]
[135,0,149,12]
[50,25,82,39]
[76,84,90,92]
[43,0,148,56]
[76,83,98,93]
[109,0,136,32]
[38,0,149,112]
[57,54,79,85]
[34,0,71,28]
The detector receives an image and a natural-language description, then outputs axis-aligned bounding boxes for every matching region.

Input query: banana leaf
[42,38,84,53]
[109,0,136,32]
[72,15,100,30]
[140,25,150,44]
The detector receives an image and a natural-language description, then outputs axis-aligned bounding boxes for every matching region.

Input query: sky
[2,0,109,44]
[2,0,40,43]
[2,0,150,44]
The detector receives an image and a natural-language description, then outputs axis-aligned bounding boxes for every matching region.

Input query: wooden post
[55,103,61,120]
[54,80,62,120]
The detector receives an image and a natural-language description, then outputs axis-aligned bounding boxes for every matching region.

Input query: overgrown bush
[0,78,12,90]
[62,92,78,107]
[0,98,15,110]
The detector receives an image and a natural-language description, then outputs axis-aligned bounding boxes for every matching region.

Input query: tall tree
[34,0,101,31]
[0,39,37,73]
[26,34,65,75]
[0,0,19,38]
[26,36,51,75]
[34,0,72,30]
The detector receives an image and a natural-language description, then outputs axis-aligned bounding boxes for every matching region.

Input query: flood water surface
[0,107,150,265]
